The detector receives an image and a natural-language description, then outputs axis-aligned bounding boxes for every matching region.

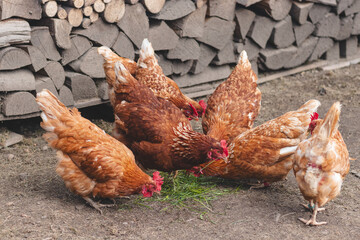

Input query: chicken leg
[301,200,325,212]
[299,203,327,226]
[83,197,117,214]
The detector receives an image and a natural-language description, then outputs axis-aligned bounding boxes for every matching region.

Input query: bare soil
[1,64,359,239]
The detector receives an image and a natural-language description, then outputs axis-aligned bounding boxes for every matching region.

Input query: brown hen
[202,50,261,142]
[36,90,163,213]
[96,55,228,172]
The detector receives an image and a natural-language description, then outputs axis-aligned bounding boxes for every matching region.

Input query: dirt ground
[1,63,359,239]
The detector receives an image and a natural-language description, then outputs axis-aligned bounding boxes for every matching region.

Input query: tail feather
[318,102,341,139]
[298,99,321,113]
[138,38,157,69]
[113,61,139,91]
[238,50,251,69]
[36,89,75,133]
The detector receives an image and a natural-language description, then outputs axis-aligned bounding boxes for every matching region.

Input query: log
[336,15,353,41]
[31,26,62,61]
[309,37,334,61]
[57,6,68,19]
[173,65,231,88]
[67,0,85,8]
[64,6,83,27]
[93,0,106,12]
[96,80,109,100]
[324,42,339,60]
[247,15,276,49]
[0,0,42,20]
[83,6,93,16]
[39,61,66,89]
[42,1,58,17]
[148,21,179,51]
[103,0,112,3]
[41,18,72,49]
[196,17,235,50]
[308,4,331,24]
[0,19,31,48]
[84,0,96,6]
[172,60,193,76]
[340,36,358,58]
[150,0,196,21]
[290,2,313,25]
[117,3,149,49]
[167,38,200,61]
[293,21,315,46]
[284,36,318,69]
[65,71,98,101]
[0,47,31,70]
[306,0,336,6]
[234,8,256,41]
[59,85,75,106]
[314,13,340,38]
[253,0,292,21]
[344,0,360,16]
[35,75,60,98]
[81,17,92,28]
[190,43,217,74]
[352,13,360,35]
[103,0,125,23]
[208,0,236,21]
[270,15,295,49]
[2,92,39,117]
[259,46,297,70]
[89,11,99,22]
[212,41,236,66]
[0,69,35,91]
[112,32,135,60]
[337,0,354,14]
[169,4,207,38]
[74,18,119,46]
[18,45,48,72]
[61,35,93,65]
[69,47,105,78]
[236,0,262,7]
[141,0,166,14]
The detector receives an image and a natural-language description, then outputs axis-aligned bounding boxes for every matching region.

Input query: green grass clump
[135,170,244,213]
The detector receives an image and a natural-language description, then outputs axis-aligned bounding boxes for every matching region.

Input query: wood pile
[0,0,360,120]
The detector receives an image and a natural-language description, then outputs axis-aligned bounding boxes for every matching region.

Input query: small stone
[42,145,49,151]
[19,173,27,181]
[318,87,327,95]
[7,154,15,160]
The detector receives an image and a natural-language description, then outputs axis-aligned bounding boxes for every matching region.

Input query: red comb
[152,171,164,192]
[189,103,198,117]
[198,100,207,116]
[311,112,319,121]
[220,140,228,157]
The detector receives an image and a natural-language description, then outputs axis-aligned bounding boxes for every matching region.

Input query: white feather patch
[279,146,297,156]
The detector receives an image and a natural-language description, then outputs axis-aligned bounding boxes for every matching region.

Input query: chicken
[202,50,261,142]
[97,47,137,107]
[36,89,163,213]
[193,100,321,186]
[136,39,206,120]
[293,102,350,226]
[97,56,228,172]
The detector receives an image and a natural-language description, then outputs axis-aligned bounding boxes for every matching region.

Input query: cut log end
[142,0,166,14]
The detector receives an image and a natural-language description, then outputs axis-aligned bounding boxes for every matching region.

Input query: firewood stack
[0,0,359,120]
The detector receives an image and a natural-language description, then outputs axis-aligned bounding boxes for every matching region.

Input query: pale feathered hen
[293,102,350,226]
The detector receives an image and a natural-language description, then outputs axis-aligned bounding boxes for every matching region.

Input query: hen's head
[141,171,164,197]
[183,103,199,121]
[309,112,319,134]
[207,140,229,162]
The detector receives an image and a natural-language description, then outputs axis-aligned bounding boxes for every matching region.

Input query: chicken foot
[299,203,327,226]
[83,197,117,214]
